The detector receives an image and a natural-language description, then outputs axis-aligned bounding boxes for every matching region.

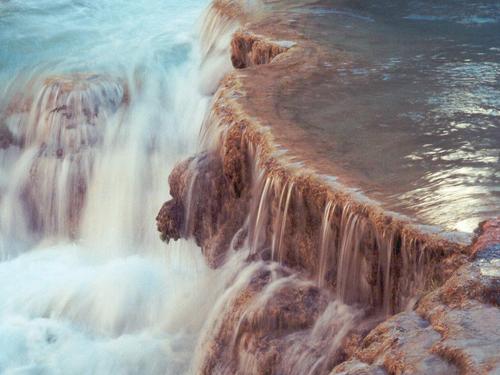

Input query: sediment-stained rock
[341,312,459,374]
[231,31,291,68]
[157,151,251,266]
[331,219,500,375]
[157,1,499,374]
[158,68,468,313]
[2,74,126,149]
[193,260,365,375]
[198,0,246,94]
[26,74,125,152]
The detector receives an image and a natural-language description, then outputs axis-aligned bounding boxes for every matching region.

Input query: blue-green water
[0,0,229,373]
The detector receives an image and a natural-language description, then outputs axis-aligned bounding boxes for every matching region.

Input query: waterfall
[0,0,481,374]
[155,2,471,371]
[0,0,238,373]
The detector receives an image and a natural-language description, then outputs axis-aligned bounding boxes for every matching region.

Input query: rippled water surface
[281,0,500,233]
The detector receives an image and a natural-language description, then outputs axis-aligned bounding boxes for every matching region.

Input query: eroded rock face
[157,117,497,374]
[331,219,500,375]
[26,74,125,153]
[231,31,290,69]
[3,74,126,149]
[339,312,458,374]
[157,150,251,266]
[194,260,366,375]
[157,1,499,373]
[192,220,498,374]
[157,87,467,313]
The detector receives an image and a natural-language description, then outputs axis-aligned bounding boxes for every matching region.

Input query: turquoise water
[0,0,201,75]
[0,1,229,373]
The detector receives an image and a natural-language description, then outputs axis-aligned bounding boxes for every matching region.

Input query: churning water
[2,0,495,373]
[0,0,227,373]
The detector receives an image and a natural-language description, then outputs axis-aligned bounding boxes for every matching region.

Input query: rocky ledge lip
[157,1,500,374]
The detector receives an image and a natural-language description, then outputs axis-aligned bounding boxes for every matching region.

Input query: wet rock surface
[230,31,290,69]
[157,151,251,266]
[157,0,500,374]
[195,263,331,374]
[332,219,500,375]
[158,67,468,312]
[2,73,127,236]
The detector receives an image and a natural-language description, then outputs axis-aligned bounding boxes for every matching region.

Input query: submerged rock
[193,261,360,375]
[0,125,14,149]
[6,73,128,236]
[26,73,125,154]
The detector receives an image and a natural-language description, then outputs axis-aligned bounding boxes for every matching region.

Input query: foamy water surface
[0,0,228,373]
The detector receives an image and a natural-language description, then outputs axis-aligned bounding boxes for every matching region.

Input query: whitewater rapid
[0,0,230,373]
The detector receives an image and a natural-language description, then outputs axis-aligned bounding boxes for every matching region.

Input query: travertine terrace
[157,0,500,374]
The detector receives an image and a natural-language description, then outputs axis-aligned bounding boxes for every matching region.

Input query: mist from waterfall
[0,0,233,373]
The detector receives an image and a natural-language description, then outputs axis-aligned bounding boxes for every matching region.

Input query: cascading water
[1,0,484,373]
[0,0,234,373]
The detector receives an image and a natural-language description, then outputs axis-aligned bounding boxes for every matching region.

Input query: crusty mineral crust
[332,219,500,375]
[158,60,468,312]
[157,1,499,374]
[231,31,289,68]
[194,262,331,375]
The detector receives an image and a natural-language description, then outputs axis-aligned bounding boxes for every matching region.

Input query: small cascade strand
[271,177,287,260]
[238,165,432,313]
[317,200,336,288]
[336,207,370,305]
[184,159,201,236]
[271,179,294,263]
[0,74,125,240]
[250,174,272,254]
[377,229,395,314]
[197,0,240,95]
[278,181,294,262]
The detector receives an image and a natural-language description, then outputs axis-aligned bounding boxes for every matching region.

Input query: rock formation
[157,0,500,373]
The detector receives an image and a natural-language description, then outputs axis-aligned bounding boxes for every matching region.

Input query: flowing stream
[1,0,485,373]
[0,0,229,373]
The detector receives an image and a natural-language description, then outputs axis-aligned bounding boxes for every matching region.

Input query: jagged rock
[195,262,333,375]
[157,152,250,266]
[231,32,289,69]
[157,200,184,243]
[350,312,458,374]
[331,219,500,375]
[158,4,468,310]
[27,73,125,154]
[157,94,467,313]
[157,1,499,374]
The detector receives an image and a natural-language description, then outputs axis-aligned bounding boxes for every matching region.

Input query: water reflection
[280,0,500,233]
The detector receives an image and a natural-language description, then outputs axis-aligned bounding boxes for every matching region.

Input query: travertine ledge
[157,1,499,374]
